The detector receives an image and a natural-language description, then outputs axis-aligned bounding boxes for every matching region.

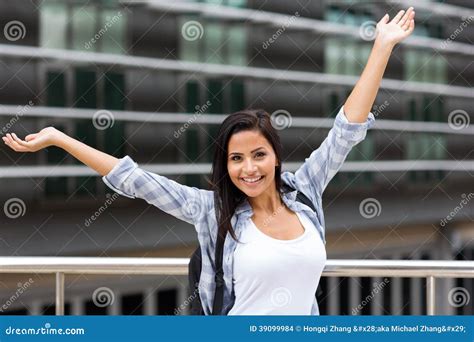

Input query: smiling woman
[2,7,416,316]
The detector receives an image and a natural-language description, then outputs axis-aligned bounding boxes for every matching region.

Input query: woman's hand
[2,126,63,152]
[375,7,415,47]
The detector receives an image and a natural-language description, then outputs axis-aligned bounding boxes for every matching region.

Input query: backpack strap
[282,182,316,212]
[211,229,226,315]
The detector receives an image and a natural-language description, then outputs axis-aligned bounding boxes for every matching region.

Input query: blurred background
[0,0,473,316]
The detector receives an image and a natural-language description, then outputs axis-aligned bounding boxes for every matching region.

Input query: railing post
[55,272,65,316]
[426,276,435,315]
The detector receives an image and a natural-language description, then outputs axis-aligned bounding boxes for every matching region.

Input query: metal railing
[1,257,474,316]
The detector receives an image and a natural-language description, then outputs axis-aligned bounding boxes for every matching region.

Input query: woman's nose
[243,159,257,174]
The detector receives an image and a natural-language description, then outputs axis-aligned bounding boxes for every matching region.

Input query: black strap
[282,183,316,212]
[211,229,226,315]
[210,183,316,315]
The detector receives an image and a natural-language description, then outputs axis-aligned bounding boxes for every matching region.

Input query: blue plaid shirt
[103,106,375,315]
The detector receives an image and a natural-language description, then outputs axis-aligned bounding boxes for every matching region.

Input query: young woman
[3,8,415,315]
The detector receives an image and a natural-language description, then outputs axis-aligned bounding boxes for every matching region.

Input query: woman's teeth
[241,176,264,184]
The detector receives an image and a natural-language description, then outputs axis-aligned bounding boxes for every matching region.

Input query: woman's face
[227,130,279,197]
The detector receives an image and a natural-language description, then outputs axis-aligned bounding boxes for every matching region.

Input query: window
[204,21,226,65]
[100,9,126,54]
[45,71,68,197]
[40,2,68,49]
[179,18,246,65]
[74,69,98,196]
[206,79,224,161]
[404,49,447,84]
[406,97,447,184]
[121,293,144,315]
[230,80,244,113]
[185,81,202,188]
[85,299,108,315]
[157,289,178,315]
[71,5,97,51]
[40,2,126,53]
[103,72,126,158]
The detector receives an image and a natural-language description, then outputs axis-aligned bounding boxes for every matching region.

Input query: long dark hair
[207,109,284,242]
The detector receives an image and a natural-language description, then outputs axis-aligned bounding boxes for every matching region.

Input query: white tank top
[228,210,327,315]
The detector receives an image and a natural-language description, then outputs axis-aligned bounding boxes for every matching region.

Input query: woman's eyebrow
[229,146,265,156]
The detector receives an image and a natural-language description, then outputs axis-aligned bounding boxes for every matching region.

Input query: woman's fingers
[3,135,28,152]
[11,133,29,147]
[378,13,389,25]
[391,9,405,24]
[399,7,414,28]
[10,133,33,151]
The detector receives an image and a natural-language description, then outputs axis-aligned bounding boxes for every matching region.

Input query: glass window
[40,2,68,49]
[404,50,419,82]
[230,80,244,112]
[178,16,201,62]
[74,69,98,196]
[157,289,178,315]
[227,0,246,8]
[227,25,246,66]
[324,38,342,75]
[204,22,225,64]
[185,81,202,187]
[45,71,68,197]
[100,8,126,54]
[206,80,223,160]
[103,72,125,157]
[121,293,144,315]
[71,5,97,51]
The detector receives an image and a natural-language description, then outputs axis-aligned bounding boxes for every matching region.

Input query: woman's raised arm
[344,7,415,123]
[3,127,119,176]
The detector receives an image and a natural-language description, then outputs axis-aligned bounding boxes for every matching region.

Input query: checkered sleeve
[294,106,375,198]
[102,156,212,226]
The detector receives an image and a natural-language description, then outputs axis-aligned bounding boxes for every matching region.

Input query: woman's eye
[230,152,265,161]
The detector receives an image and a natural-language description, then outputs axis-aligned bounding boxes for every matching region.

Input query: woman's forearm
[55,132,119,176]
[344,38,394,123]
